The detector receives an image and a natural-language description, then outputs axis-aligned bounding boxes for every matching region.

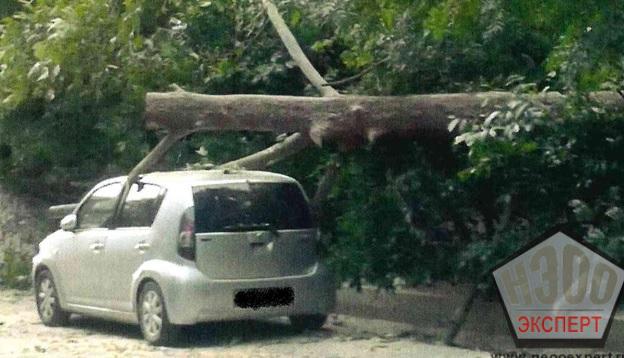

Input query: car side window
[116,183,164,228]
[77,182,123,230]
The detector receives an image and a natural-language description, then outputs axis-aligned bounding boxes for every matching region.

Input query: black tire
[289,314,327,332]
[138,282,179,346]
[35,270,70,327]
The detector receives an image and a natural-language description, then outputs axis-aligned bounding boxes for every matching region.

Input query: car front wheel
[138,282,179,346]
[35,270,70,326]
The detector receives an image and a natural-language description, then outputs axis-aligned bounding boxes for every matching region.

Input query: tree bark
[145,90,622,148]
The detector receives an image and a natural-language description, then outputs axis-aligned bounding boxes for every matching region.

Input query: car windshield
[192,182,314,233]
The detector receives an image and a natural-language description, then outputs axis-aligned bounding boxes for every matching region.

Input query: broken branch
[219,132,312,170]
[262,0,339,97]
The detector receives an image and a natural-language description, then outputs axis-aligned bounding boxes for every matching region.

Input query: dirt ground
[0,289,487,357]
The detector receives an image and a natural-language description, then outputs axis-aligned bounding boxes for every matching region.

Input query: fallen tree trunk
[145,91,622,148]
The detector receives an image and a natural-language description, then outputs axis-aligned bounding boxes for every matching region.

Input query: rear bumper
[160,263,336,325]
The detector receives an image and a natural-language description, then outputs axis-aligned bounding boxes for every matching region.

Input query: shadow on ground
[68,315,331,348]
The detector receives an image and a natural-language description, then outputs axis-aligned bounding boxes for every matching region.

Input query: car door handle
[134,242,151,251]
[89,242,104,251]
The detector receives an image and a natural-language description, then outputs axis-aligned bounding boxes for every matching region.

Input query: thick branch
[126,131,189,184]
[109,131,190,224]
[262,0,339,97]
[217,1,338,173]
[145,90,623,147]
[219,133,311,170]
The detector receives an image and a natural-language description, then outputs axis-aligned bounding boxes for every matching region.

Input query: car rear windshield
[192,182,314,233]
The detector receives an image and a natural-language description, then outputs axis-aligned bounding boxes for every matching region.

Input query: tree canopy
[1,0,624,288]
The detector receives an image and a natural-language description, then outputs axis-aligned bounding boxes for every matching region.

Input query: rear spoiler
[48,203,78,221]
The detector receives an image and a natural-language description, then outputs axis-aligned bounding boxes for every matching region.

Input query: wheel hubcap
[38,278,56,321]
[141,291,163,339]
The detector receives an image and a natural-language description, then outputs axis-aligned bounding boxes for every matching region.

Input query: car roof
[103,169,298,188]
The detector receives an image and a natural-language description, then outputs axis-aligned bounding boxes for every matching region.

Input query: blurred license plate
[234,287,294,310]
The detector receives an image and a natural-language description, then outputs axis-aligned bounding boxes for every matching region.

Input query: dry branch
[261,0,342,209]
[126,131,190,184]
[219,133,311,170]
[204,0,341,171]
[262,0,339,97]
[216,0,341,171]
[114,131,191,218]
[325,57,390,87]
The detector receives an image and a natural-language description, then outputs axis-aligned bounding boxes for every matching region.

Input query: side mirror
[60,214,77,231]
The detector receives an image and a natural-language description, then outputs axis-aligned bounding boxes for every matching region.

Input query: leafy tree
[0,0,20,19]
[1,0,623,289]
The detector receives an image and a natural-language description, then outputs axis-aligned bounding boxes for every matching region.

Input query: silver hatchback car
[32,170,335,345]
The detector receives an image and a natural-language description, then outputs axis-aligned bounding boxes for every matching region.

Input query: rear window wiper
[221,223,281,236]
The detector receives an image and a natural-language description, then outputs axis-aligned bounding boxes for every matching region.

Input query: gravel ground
[0,289,487,357]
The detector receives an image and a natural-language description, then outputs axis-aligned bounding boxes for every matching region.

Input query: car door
[55,181,123,308]
[104,182,165,312]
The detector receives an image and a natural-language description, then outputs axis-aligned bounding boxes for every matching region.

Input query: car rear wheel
[289,314,327,332]
[35,270,70,327]
[138,282,179,346]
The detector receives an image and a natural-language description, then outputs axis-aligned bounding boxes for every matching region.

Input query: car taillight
[178,208,195,260]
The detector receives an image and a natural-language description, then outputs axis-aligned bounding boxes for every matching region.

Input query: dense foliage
[1,0,624,288]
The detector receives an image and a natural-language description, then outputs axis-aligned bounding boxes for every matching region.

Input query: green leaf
[290,9,301,27]
[380,8,394,29]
